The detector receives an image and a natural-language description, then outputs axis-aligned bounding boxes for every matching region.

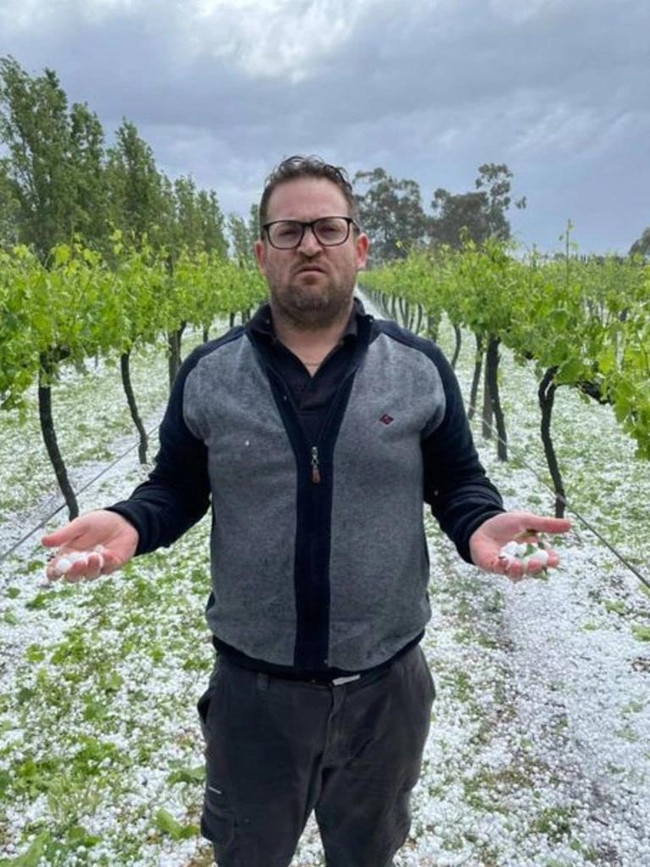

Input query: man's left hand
[469,512,572,581]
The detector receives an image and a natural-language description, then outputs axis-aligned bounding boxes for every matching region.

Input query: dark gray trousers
[197,645,435,867]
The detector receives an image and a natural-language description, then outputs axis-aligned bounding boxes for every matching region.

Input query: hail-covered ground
[1,303,649,867]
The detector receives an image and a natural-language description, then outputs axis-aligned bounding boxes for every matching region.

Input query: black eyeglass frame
[262,216,359,249]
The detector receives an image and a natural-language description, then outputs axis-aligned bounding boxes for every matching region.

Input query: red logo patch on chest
[379,413,394,425]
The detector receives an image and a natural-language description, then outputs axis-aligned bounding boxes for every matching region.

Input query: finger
[503,561,526,583]
[42,529,100,553]
[63,551,104,581]
[42,515,104,549]
[496,553,525,580]
[498,550,552,581]
[523,559,548,576]
[42,527,80,548]
[513,530,543,546]
[45,549,108,582]
[519,516,572,535]
[44,551,78,580]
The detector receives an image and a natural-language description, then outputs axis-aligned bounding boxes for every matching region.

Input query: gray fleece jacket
[109,302,504,673]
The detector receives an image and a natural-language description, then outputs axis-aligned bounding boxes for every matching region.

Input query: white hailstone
[51,547,105,577]
[499,537,549,572]
[53,557,72,576]
[528,548,550,567]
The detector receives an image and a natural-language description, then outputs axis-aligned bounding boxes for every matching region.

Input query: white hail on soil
[1,308,649,866]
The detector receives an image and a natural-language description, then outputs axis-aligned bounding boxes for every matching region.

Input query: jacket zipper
[310,445,321,484]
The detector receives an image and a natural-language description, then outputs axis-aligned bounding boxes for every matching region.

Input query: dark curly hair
[258,155,359,235]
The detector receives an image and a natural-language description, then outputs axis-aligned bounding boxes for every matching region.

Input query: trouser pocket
[201,782,236,848]
[197,660,221,739]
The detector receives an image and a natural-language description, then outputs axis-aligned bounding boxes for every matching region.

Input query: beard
[268,270,356,329]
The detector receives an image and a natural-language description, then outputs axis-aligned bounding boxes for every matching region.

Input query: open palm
[469,511,572,581]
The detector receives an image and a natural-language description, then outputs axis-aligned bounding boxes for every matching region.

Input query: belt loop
[256,673,271,691]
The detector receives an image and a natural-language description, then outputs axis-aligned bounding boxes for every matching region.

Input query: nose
[297,224,323,254]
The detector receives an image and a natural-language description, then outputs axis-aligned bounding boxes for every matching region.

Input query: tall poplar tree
[228,205,259,267]
[105,119,167,250]
[0,56,107,260]
[0,56,110,518]
[172,175,227,256]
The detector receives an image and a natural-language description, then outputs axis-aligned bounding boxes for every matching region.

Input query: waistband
[217,636,422,686]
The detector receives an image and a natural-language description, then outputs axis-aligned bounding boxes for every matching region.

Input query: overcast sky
[2,0,649,254]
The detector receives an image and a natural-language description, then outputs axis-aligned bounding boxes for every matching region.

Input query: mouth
[295,264,326,276]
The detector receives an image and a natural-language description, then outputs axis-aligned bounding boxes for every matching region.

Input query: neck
[270,302,352,362]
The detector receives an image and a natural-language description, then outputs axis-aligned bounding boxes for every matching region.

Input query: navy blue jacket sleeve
[107,345,212,554]
[420,341,505,562]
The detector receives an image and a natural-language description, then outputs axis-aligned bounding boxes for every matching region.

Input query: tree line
[353,163,527,266]
[0,55,526,268]
[4,55,648,271]
[0,56,259,266]
[353,165,650,266]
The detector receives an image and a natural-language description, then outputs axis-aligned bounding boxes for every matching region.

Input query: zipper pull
[311,446,321,483]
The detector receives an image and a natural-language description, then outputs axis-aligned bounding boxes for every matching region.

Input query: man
[43,155,571,867]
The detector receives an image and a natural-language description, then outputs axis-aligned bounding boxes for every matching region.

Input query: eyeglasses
[263,216,358,250]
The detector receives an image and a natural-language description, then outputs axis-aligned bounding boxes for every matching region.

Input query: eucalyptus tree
[429,189,493,248]
[430,163,525,249]
[353,167,430,266]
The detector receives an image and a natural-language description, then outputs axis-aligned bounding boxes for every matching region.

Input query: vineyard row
[360,241,649,515]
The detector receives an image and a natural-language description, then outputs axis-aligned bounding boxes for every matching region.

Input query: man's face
[254,177,369,328]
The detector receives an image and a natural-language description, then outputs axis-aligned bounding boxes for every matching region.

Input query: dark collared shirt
[249,302,359,444]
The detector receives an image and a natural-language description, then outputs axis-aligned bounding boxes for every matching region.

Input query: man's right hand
[41,510,139,582]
